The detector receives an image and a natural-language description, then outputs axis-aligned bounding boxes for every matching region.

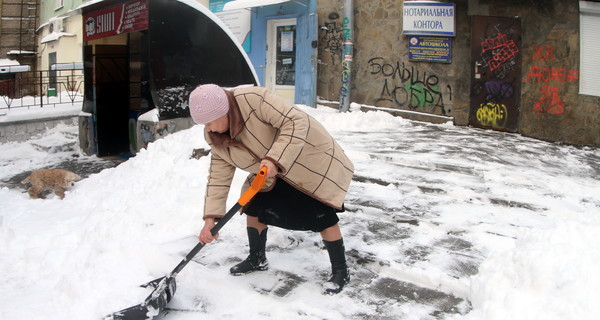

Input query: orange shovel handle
[238,166,268,206]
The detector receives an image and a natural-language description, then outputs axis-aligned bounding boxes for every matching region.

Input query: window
[579,1,600,96]
[275,24,296,86]
[55,0,64,10]
[49,52,57,89]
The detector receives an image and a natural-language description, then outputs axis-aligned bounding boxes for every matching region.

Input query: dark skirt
[244,178,341,232]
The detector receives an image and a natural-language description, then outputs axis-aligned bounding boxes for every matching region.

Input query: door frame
[92,45,130,156]
[265,17,297,102]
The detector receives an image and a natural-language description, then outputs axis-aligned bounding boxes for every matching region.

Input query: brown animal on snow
[21,169,81,199]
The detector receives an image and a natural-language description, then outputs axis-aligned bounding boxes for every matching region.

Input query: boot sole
[323,275,350,294]
[230,265,269,276]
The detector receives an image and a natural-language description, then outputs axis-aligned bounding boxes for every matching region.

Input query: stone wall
[77,112,195,156]
[135,117,194,153]
[0,0,38,62]
[317,0,470,122]
[317,0,599,146]
[503,1,600,145]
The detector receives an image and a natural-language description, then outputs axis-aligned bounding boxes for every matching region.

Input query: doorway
[93,45,130,156]
[266,18,296,102]
[469,16,522,132]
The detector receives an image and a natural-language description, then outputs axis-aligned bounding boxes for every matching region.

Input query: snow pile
[462,218,600,320]
[0,125,209,318]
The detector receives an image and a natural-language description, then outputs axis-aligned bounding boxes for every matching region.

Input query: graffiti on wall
[526,44,579,115]
[481,33,520,73]
[320,22,343,53]
[79,116,96,155]
[470,79,516,128]
[469,17,522,132]
[339,17,354,111]
[340,59,351,102]
[368,57,450,115]
[475,102,508,128]
[479,32,520,81]
[139,122,172,150]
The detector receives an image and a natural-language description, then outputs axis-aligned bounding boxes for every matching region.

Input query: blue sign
[403,2,455,36]
[408,36,452,63]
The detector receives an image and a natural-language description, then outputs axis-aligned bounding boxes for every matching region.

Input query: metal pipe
[338,0,353,112]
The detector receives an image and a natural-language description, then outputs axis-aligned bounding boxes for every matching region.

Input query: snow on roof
[0,59,30,73]
[41,32,77,44]
[0,65,31,73]
[0,59,20,67]
[224,0,291,11]
[76,0,105,10]
[50,62,85,71]
[6,50,36,55]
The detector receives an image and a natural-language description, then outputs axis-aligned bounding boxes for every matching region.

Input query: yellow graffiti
[476,102,508,128]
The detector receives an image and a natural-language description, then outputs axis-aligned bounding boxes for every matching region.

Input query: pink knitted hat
[188,84,229,124]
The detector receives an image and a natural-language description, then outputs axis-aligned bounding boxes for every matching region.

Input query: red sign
[84,0,149,41]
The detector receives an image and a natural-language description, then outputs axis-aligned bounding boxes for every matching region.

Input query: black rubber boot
[323,239,350,294]
[230,227,268,275]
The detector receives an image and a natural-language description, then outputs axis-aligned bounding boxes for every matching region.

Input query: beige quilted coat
[202,86,354,220]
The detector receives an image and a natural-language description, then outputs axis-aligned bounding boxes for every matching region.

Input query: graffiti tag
[527,44,578,115]
[368,57,449,115]
[475,102,508,128]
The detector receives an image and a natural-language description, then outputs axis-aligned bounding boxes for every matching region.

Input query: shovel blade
[142,276,166,289]
[105,304,154,320]
[106,276,176,320]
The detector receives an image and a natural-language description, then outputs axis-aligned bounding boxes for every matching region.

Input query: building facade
[77,0,256,156]
[216,0,318,106]
[317,0,600,146]
[3,0,599,148]
[37,0,86,75]
[0,0,39,67]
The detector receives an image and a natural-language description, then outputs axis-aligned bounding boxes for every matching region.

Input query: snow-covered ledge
[135,108,195,153]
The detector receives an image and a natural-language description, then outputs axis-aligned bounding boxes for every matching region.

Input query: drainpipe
[338,0,353,112]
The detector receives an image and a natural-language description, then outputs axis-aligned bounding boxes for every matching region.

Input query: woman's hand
[260,159,278,178]
[198,218,219,244]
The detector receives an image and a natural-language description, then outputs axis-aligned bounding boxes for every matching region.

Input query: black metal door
[469,16,522,132]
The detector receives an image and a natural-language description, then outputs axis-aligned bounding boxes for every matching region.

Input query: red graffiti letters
[532,44,556,62]
[527,44,578,115]
[526,67,579,83]
[482,34,509,53]
[533,85,564,115]
[481,33,520,72]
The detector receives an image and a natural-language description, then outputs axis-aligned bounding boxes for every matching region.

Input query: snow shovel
[106,166,268,320]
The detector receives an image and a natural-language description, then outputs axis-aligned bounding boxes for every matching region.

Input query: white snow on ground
[0,102,599,320]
